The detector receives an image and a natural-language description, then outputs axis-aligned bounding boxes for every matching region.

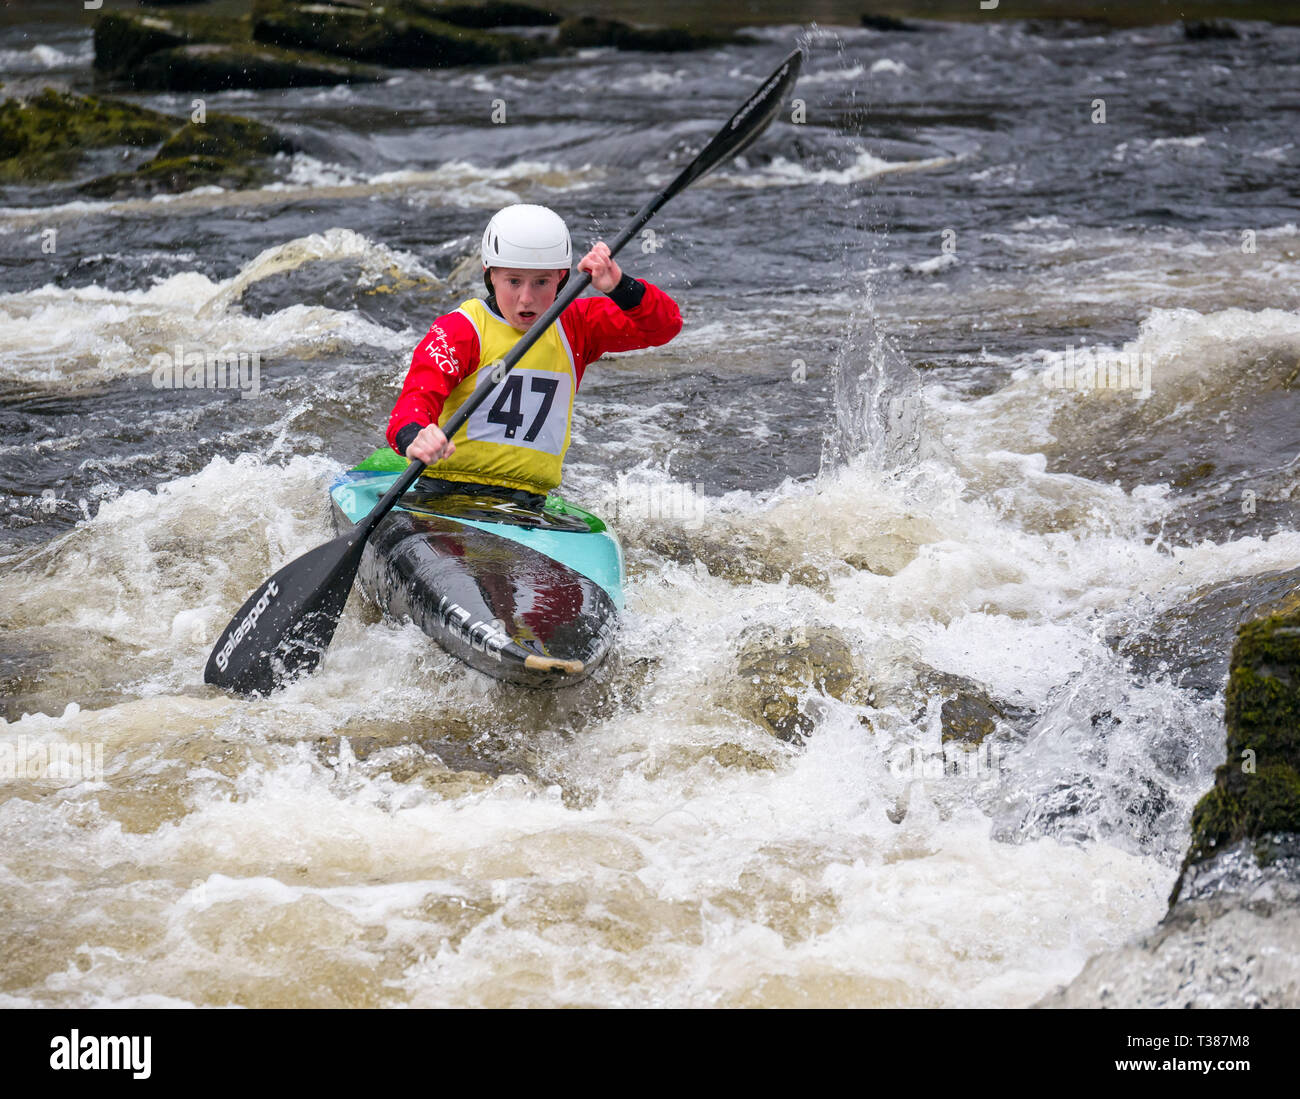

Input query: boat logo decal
[214,580,280,672]
[436,596,509,661]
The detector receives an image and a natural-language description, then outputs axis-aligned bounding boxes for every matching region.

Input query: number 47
[486,375,557,441]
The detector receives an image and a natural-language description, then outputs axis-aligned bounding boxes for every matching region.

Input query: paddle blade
[203,532,367,696]
[665,47,804,199]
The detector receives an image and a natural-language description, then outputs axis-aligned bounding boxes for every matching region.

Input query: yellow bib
[430,298,577,494]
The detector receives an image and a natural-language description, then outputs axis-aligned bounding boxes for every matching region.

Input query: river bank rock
[95,10,385,90]
[1044,608,1300,1007]
[94,10,237,77]
[134,42,385,91]
[860,14,924,33]
[406,2,561,29]
[555,16,757,52]
[1176,608,1300,881]
[0,88,175,183]
[251,0,550,66]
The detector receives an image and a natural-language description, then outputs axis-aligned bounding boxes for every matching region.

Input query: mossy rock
[253,1,550,67]
[0,90,298,198]
[555,15,757,52]
[0,88,175,183]
[404,1,562,28]
[80,111,295,197]
[1180,610,1300,879]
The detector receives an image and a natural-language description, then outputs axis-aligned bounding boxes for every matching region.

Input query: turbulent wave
[0,229,421,388]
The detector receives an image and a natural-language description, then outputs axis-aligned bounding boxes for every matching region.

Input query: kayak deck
[329,454,623,687]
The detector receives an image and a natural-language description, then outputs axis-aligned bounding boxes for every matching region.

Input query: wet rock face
[1049,603,1300,1008]
[1043,837,1300,1008]
[1117,565,1300,698]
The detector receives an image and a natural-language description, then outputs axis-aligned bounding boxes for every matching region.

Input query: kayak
[327,448,624,687]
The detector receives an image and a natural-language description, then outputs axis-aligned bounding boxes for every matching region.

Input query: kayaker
[387,203,682,503]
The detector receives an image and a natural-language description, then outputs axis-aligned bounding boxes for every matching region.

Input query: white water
[2,207,1298,1006]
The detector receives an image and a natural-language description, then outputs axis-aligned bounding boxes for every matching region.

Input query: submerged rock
[917,669,1030,747]
[0,88,175,183]
[735,624,861,743]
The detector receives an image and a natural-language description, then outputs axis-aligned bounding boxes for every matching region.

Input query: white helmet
[481,204,572,271]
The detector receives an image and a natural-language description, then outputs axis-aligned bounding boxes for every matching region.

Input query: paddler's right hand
[406,424,456,464]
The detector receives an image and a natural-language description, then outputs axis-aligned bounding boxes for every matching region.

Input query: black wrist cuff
[394,421,424,456]
[607,273,646,310]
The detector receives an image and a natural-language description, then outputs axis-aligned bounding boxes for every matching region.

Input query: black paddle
[204,47,804,696]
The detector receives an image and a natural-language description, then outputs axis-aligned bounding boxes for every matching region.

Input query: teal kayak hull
[327,453,624,686]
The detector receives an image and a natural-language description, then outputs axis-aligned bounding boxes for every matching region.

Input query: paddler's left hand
[579,241,622,293]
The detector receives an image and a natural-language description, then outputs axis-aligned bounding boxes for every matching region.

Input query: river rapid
[1,9,1298,1007]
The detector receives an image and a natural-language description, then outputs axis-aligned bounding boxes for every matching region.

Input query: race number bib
[464,366,570,455]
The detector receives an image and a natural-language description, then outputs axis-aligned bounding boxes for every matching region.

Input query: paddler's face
[490,267,565,331]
